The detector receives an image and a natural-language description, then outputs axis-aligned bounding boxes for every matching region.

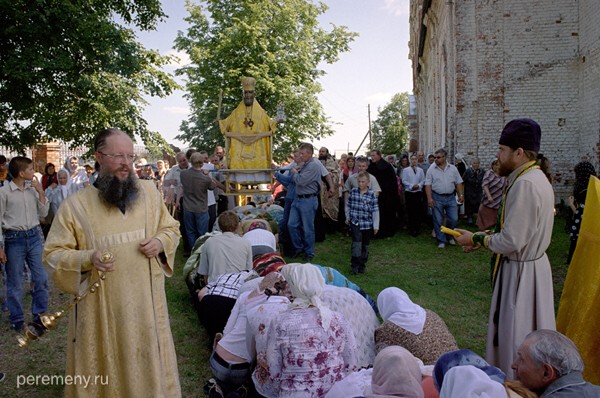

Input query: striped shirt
[481,170,506,209]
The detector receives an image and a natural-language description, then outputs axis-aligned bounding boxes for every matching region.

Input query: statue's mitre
[241,77,256,91]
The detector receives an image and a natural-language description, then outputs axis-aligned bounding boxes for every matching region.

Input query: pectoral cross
[243,117,254,128]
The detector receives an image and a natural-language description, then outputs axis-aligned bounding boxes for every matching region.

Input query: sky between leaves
[137,0,413,157]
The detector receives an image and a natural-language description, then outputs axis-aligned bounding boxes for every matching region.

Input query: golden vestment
[557,176,600,384]
[43,180,181,397]
[219,100,276,170]
[320,156,340,221]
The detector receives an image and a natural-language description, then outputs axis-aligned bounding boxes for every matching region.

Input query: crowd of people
[1,114,599,397]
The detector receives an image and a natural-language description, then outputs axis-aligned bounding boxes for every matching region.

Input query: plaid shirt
[204,271,252,299]
[346,188,379,230]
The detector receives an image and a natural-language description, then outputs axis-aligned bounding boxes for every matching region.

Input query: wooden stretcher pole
[216,88,223,122]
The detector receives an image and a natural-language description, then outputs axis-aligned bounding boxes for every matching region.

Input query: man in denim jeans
[425,148,464,248]
[275,143,333,262]
[0,156,49,333]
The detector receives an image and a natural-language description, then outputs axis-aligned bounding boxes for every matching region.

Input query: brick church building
[409,0,600,197]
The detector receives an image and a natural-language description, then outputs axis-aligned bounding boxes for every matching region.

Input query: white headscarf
[280,263,333,330]
[364,346,424,398]
[440,366,507,398]
[57,169,73,200]
[377,287,426,335]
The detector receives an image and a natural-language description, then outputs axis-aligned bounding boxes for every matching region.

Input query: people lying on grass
[242,220,277,257]
[194,270,255,345]
[255,263,357,398]
[243,264,378,368]
[245,272,293,397]
[250,257,378,315]
[440,365,507,398]
[321,285,380,368]
[208,271,291,396]
[326,345,426,398]
[198,211,253,284]
[434,349,536,398]
[375,287,458,365]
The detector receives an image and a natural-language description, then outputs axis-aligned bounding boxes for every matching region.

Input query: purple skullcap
[499,118,541,152]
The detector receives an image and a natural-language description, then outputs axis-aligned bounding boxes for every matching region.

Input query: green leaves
[174,0,357,160]
[0,0,177,152]
[370,92,411,155]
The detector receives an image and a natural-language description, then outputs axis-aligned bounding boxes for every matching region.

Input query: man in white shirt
[425,148,464,248]
[403,154,426,237]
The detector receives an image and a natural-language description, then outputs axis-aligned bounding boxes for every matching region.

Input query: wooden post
[368,104,372,151]
[216,88,223,122]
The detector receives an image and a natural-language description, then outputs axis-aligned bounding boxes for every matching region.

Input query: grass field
[0,216,571,397]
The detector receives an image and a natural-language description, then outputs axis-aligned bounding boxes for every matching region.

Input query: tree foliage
[370,92,410,155]
[174,0,357,160]
[0,0,179,153]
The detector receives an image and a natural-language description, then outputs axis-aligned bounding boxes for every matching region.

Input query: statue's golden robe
[557,176,600,384]
[43,180,181,398]
[219,100,276,170]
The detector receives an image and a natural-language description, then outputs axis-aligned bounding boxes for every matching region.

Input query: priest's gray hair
[526,329,584,376]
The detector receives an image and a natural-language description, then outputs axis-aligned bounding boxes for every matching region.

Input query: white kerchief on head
[378,287,426,335]
[281,263,333,330]
[440,365,507,398]
[58,169,72,198]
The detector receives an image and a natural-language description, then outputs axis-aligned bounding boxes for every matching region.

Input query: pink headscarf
[364,346,424,398]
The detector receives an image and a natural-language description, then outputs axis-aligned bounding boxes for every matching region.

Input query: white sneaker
[437,243,446,249]
[448,239,456,246]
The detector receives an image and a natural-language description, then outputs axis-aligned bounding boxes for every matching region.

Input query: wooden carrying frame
[222,131,274,196]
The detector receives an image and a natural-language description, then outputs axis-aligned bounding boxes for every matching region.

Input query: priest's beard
[95,172,140,213]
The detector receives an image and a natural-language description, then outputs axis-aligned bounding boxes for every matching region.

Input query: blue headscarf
[433,349,505,391]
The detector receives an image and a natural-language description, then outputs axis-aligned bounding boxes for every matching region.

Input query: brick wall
[410,0,600,200]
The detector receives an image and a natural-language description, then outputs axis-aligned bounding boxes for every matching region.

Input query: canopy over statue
[219,77,277,171]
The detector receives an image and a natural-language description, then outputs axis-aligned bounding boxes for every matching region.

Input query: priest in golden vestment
[43,129,181,398]
[219,77,277,170]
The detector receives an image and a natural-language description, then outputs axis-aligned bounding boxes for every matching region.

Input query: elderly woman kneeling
[257,263,357,397]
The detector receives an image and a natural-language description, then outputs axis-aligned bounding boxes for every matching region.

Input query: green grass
[0,217,570,396]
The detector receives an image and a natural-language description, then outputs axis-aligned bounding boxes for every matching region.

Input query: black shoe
[11,322,24,333]
[358,268,365,274]
[27,322,46,338]
[350,268,358,275]
[0,372,5,382]
[302,254,313,263]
